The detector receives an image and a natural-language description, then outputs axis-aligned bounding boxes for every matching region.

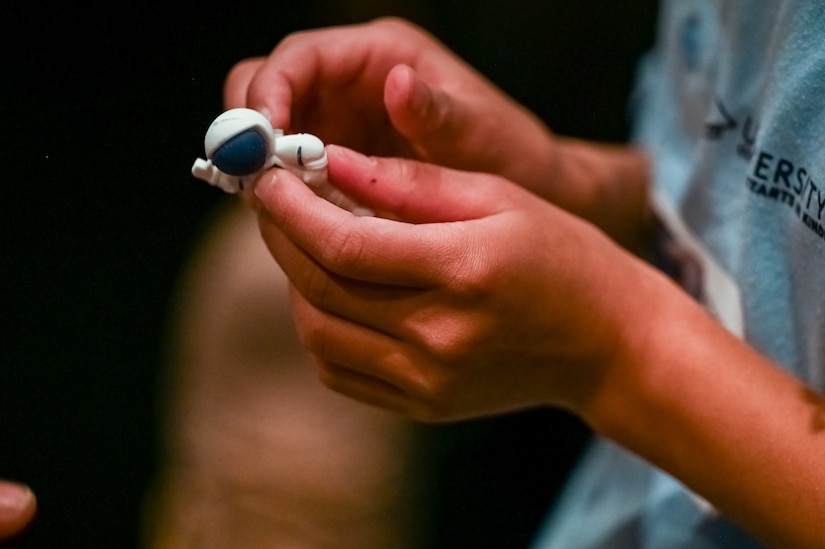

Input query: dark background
[1,2,656,547]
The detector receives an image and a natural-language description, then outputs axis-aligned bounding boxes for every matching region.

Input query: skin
[225,17,825,549]
[226,18,650,249]
[0,480,36,541]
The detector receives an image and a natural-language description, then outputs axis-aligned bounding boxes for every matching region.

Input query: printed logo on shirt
[746,150,825,242]
[703,98,825,244]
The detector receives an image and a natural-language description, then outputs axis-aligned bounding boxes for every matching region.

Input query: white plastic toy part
[191,108,371,215]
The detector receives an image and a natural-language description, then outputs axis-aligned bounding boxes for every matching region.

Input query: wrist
[574,260,701,443]
[573,262,825,547]
[575,259,762,481]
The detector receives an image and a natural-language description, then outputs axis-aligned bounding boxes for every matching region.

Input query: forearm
[551,138,652,251]
[519,134,652,252]
[584,263,825,549]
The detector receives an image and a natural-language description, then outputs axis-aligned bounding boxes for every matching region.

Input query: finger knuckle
[293,314,324,355]
[406,298,492,366]
[301,264,336,311]
[277,28,314,49]
[320,224,367,274]
[315,360,341,390]
[431,332,473,366]
[226,58,260,84]
[447,241,497,300]
[370,16,415,33]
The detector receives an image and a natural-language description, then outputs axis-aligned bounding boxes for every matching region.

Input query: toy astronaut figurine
[191,108,371,215]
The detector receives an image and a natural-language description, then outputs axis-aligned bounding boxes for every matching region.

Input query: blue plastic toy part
[210,128,269,176]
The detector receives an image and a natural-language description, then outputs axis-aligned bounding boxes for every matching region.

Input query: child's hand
[224,18,557,198]
[252,145,650,421]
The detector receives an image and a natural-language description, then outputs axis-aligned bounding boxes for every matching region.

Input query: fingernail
[255,106,272,122]
[254,170,279,206]
[404,66,432,114]
[0,481,35,516]
[253,105,290,131]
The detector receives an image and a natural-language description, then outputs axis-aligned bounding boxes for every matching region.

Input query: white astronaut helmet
[203,108,281,177]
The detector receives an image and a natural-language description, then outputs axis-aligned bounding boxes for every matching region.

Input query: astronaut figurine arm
[191,157,247,193]
[191,108,371,215]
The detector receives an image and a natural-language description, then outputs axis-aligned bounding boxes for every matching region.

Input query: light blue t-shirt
[532,1,825,547]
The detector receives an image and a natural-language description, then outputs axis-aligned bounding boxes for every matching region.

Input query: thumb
[384,64,468,151]
[326,145,510,223]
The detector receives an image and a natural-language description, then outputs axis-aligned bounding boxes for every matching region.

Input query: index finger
[224,57,265,110]
[255,169,462,289]
[245,20,425,131]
